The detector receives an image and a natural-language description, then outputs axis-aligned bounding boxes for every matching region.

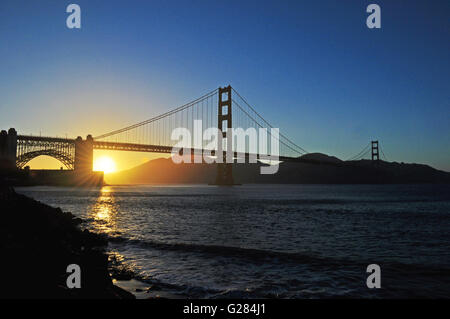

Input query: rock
[0,187,135,299]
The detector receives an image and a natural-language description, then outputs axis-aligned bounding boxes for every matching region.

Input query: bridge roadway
[17,135,311,164]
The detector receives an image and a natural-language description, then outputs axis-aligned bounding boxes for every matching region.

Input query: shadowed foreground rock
[0,186,134,299]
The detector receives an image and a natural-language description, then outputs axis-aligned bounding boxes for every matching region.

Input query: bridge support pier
[215,86,235,185]
[73,134,103,186]
[0,128,17,172]
[75,135,94,173]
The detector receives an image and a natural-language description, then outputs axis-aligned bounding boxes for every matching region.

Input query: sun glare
[94,156,117,174]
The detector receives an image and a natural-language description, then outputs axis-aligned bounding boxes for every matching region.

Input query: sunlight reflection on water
[90,186,118,234]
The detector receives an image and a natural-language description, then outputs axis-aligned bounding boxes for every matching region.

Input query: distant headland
[105,153,450,185]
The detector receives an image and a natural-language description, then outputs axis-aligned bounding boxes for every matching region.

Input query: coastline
[0,185,134,299]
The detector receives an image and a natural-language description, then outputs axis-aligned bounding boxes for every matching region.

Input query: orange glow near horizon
[24,150,170,172]
[93,156,117,174]
[94,151,170,174]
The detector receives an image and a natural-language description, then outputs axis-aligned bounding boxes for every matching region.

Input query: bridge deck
[93,141,305,163]
[18,135,76,143]
[17,136,305,164]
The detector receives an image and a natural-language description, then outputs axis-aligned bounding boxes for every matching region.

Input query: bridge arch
[16,150,75,170]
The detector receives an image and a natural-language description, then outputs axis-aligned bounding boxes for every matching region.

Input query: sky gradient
[0,0,449,171]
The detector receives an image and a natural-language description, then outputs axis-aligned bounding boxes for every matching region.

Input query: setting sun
[94,156,117,174]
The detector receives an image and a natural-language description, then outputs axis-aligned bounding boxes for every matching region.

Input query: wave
[109,236,331,265]
[107,235,450,298]
[108,235,450,274]
[107,236,376,271]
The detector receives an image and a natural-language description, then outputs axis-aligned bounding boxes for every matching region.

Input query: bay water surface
[16,184,450,298]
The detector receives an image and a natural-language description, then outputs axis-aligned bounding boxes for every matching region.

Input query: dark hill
[299,152,343,165]
[106,153,450,185]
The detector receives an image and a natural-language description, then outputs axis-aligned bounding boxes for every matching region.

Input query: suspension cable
[94,88,218,140]
[346,142,370,161]
[232,99,306,156]
[232,88,308,154]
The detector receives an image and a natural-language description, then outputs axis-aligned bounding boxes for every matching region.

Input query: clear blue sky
[0,0,449,171]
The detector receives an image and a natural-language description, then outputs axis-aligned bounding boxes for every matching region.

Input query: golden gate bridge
[0,85,385,185]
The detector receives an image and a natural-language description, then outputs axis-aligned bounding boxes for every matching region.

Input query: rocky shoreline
[0,185,134,299]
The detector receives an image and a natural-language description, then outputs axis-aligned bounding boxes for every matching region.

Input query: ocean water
[16,184,450,298]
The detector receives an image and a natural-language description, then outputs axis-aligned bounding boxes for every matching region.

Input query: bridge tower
[215,85,234,185]
[371,140,379,161]
[74,135,94,173]
[0,128,17,171]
